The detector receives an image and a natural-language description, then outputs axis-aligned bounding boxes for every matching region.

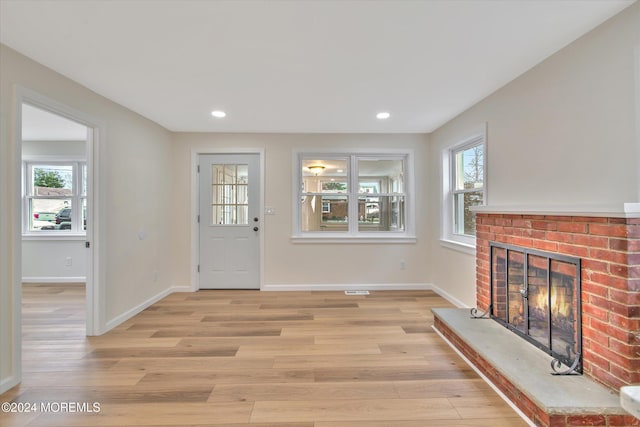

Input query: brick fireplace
[475,213,640,392]
[433,211,640,426]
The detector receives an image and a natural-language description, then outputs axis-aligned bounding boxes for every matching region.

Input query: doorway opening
[20,101,92,364]
[14,87,103,390]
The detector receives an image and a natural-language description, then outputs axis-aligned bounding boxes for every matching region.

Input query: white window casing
[441,124,487,253]
[23,159,87,237]
[292,150,416,243]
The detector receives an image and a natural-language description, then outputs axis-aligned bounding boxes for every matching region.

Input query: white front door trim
[190,148,265,292]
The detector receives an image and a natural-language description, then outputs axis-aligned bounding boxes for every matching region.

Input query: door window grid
[211,164,248,225]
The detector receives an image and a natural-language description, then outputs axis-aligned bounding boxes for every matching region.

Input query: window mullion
[349,155,358,235]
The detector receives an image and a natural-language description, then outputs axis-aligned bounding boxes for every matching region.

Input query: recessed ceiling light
[376,112,390,120]
[211,110,226,118]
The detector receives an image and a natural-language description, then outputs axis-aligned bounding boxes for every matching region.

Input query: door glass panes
[211,164,249,225]
[492,246,508,322]
[507,250,526,334]
[550,259,578,360]
[528,254,550,349]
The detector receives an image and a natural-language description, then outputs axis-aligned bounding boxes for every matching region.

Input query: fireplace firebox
[484,242,582,374]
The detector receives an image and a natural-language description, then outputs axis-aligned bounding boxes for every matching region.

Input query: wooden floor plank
[0,284,529,426]
[250,398,461,423]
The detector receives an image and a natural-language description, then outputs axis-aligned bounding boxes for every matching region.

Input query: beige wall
[1,0,638,394]
[0,44,174,392]
[428,2,640,306]
[171,133,431,289]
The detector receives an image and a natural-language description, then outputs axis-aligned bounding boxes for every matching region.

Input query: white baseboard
[0,375,19,395]
[104,286,176,332]
[22,276,86,284]
[428,283,470,308]
[262,283,433,292]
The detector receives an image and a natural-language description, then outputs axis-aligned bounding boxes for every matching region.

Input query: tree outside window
[24,161,86,233]
[453,143,484,236]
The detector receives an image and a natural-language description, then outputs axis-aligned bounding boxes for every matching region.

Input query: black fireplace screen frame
[488,242,583,374]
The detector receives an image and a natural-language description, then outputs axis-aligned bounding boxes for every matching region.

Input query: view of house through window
[299,154,408,235]
[25,161,87,233]
[452,143,484,236]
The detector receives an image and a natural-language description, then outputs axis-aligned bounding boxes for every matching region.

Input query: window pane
[82,164,87,196]
[454,191,483,235]
[210,163,249,225]
[32,165,73,195]
[301,195,348,232]
[358,159,403,193]
[301,159,348,193]
[30,199,72,231]
[455,145,483,191]
[358,195,404,232]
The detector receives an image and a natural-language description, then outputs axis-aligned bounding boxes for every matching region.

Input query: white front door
[198,153,260,289]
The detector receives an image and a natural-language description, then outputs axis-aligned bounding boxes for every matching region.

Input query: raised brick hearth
[433,212,640,426]
[475,213,640,392]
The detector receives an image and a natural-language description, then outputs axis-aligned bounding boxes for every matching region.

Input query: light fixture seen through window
[376,112,390,120]
[211,110,226,118]
[307,165,325,175]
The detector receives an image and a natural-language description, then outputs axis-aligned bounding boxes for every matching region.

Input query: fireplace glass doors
[490,242,582,373]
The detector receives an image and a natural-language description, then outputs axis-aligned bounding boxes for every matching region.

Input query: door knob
[253,226,259,231]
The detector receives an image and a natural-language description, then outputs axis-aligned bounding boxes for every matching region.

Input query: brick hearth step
[433,308,638,427]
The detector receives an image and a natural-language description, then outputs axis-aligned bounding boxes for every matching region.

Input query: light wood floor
[1,284,528,426]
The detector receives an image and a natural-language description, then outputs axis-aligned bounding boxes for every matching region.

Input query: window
[211,163,249,225]
[294,152,414,241]
[23,161,87,234]
[442,127,486,250]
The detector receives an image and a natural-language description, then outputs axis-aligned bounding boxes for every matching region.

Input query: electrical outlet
[400,260,406,270]
[65,257,72,267]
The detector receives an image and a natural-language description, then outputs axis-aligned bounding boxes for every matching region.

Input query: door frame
[11,86,106,387]
[190,149,265,291]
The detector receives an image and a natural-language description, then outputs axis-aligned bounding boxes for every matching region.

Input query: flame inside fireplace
[534,285,571,319]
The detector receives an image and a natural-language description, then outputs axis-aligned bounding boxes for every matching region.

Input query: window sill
[292,235,417,244]
[23,233,86,241]
[439,238,476,255]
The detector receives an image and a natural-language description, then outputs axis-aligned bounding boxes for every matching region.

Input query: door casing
[8,86,105,393]
[191,149,265,291]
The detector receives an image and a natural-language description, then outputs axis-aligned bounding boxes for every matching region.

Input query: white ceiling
[1,0,635,134]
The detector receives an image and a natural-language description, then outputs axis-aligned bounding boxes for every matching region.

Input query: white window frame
[292,150,416,243]
[441,125,487,253]
[22,158,87,237]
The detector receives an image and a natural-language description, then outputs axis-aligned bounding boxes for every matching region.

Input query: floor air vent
[344,290,370,295]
